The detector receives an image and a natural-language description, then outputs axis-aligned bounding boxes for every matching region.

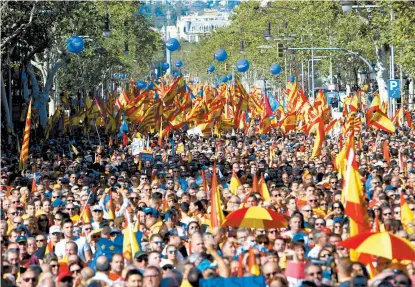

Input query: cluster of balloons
[66,36,85,54]
[113,73,126,80]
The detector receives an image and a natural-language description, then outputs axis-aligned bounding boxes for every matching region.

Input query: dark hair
[125,269,142,281]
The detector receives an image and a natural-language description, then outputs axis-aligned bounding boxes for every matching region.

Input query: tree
[181,0,415,102]
[1,1,162,129]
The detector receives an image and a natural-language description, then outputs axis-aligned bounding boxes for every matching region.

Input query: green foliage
[1,1,163,93]
[181,0,415,83]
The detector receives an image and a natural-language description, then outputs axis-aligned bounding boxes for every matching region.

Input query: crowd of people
[1,120,415,287]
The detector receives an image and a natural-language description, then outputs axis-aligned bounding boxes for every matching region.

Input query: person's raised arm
[206,242,230,278]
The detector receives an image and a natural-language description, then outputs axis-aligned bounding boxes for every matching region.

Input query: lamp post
[340,1,396,117]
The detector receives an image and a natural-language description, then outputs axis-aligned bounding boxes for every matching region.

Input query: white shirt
[54,236,91,263]
[307,245,322,259]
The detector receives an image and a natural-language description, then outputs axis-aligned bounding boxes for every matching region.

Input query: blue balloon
[236,58,250,73]
[221,75,228,83]
[136,80,146,89]
[215,49,228,62]
[208,65,216,73]
[67,36,84,54]
[175,60,183,68]
[173,71,179,77]
[113,73,119,80]
[227,74,233,80]
[162,63,170,71]
[270,63,282,75]
[288,75,295,83]
[120,74,126,79]
[146,82,154,90]
[166,38,180,52]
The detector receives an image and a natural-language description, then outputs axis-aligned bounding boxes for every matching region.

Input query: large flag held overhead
[342,144,370,261]
[19,98,32,170]
[210,162,225,228]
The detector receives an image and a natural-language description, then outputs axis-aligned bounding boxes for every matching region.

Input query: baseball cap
[110,229,121,236]
[197,259,217,272]
[160,259,174,269]
[57,272,72,283]
[143,207,159,218]
[91,205,103,212]
[134,251,147,259]
[60,177,70,184]
[49,225,63,234]
[16,235,27,243]
[292,232,307,242]
[53,199,66,208]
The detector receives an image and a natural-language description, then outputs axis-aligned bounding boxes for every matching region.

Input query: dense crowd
[1,123,415,287]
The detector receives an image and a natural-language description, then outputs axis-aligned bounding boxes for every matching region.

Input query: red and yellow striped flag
[19,98,32,170]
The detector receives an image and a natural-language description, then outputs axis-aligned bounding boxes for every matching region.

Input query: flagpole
[94,121,102,146]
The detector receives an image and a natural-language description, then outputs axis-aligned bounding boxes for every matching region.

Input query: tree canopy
[179,1,415,87]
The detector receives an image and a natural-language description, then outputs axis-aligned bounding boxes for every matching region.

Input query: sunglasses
[383,212,392,216]
[66,208,75,211]
[50,264,59,268]
[162,266,174,271]
[71,269,81,274]
[9,211,18,215]
[168,250,177,254]
[39,219,49,222]
[135,256,148,262]
[23,277,36,282]
[264,271,278,278]
[152,241,163,245]
[303,209,312,212]
[36,239,45,242]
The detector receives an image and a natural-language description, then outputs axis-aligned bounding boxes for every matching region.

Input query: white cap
[49,225,62,234]
[160,259,174,268]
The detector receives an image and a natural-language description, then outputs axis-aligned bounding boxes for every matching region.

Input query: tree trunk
[376,44,389,104]
[27,58,66,128]
[1,73,14,133]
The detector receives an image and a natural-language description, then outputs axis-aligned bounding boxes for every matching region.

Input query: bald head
[81,267,95,281]
[96,256,110,273]
[262,261,281,279]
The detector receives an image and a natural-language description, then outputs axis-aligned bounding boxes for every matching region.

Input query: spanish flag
[229,171,241,195]
[342,145,370,261]
[19,98,32,170]
[108,191,115,220]
[248,247,260,275]
[400,193,414,234]
[210,162,225,228]
[258,173,271,201]
[369,111,396,133]
[122,210,140,262]
[80,204,92,224]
